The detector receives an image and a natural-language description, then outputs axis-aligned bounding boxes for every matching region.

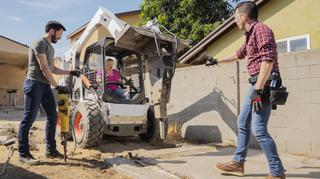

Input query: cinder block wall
[168,50,320,158]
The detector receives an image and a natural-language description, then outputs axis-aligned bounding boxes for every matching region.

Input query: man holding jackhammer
[205,1,286,179]
[18,21,80,165]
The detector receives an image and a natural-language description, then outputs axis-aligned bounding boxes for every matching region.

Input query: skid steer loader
[61,7,187,148]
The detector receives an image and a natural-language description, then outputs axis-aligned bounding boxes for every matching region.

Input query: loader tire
[72,102,104,148]
[139,107,168,145]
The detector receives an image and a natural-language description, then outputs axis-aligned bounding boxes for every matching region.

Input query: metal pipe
[236,61,240,115]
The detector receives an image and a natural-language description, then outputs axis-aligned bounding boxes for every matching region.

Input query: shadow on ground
[97,136,176,154]
[0,163,46,179]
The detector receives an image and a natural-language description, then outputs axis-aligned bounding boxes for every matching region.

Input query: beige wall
[169,50,320,158]
[0,65,27,106]
[0,37,28,67]
[69,12,140,45]
[117,13,141,26]
[0,37,28,55]
[207,0,320,59]
[0,37,28,107]
[69,29,100,46]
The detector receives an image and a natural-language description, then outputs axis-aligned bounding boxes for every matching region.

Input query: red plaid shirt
[236,21,279,76]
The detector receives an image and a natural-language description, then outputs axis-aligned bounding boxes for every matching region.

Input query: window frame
[276,34,310,53]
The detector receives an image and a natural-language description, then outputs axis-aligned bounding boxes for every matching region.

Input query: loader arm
[64,7,127,68]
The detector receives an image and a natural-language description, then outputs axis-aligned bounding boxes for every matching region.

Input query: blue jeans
[232,85,285,176]
[114,88,126,99]
[18,79,57,155]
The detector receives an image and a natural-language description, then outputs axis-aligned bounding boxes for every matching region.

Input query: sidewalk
[107,144,320,179]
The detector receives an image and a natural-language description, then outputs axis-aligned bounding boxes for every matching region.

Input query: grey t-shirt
[26,38,55,84]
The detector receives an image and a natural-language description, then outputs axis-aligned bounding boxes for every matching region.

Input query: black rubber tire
[72,102,104,148]
[139,107,168,145]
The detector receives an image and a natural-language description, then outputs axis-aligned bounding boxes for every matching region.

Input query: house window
[276,34,310,53]
[277,41,287,53]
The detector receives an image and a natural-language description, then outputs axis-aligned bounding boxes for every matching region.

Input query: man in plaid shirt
[208,1,286,179]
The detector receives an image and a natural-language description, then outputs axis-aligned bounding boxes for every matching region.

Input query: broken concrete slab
[105,156,185,179]
[106,144,320,179]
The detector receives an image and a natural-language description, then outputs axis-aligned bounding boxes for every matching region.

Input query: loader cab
[80,38,146,104]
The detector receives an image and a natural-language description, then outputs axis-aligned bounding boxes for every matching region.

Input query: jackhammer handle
[79,75,92,89]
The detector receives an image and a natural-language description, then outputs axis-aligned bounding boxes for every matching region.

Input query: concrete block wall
[168,50,320,158]
[168,63,239,145]
[271,50,320,157]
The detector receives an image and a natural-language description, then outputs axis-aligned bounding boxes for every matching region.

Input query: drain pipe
[236,61,240,115]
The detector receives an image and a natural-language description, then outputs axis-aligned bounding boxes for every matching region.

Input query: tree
[139,0,234,45]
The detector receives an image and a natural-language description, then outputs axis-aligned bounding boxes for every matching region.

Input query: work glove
[55,85,69,94]
[70,70,81,77]
[251,89,264,113]
[203,54,218,66]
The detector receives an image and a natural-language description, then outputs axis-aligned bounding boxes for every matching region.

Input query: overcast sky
[1,0,240,57]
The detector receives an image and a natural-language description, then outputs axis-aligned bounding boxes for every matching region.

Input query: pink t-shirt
[97,69,121,91]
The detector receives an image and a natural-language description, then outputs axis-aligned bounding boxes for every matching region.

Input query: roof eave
[0,35,29,48]
[178,0,270,64]
[178,15,235,64]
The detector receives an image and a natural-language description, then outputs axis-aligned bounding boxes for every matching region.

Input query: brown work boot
[265,174,286,179]
[215,161,244,176]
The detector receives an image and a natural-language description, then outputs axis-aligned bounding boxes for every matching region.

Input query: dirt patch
[165,132,184,145]
[0,126,17,139]
[0,119,184,179]
[0,120,132,179]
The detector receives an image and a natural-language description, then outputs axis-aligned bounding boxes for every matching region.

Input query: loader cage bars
[80,37,146,104]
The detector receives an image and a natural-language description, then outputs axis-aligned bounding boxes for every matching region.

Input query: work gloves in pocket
[251,89,264,113]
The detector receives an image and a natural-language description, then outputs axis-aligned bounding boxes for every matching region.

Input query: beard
[51,33,58,43]
[239,21,246,31]
[237,23,245,31]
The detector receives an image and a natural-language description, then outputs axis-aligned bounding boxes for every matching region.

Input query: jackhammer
[57,90,70,162]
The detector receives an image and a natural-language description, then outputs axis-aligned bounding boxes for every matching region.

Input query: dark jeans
[18,79,57,155]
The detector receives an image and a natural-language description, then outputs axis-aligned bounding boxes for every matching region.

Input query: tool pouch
[270,86,289,105]
[248,72,289,108]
